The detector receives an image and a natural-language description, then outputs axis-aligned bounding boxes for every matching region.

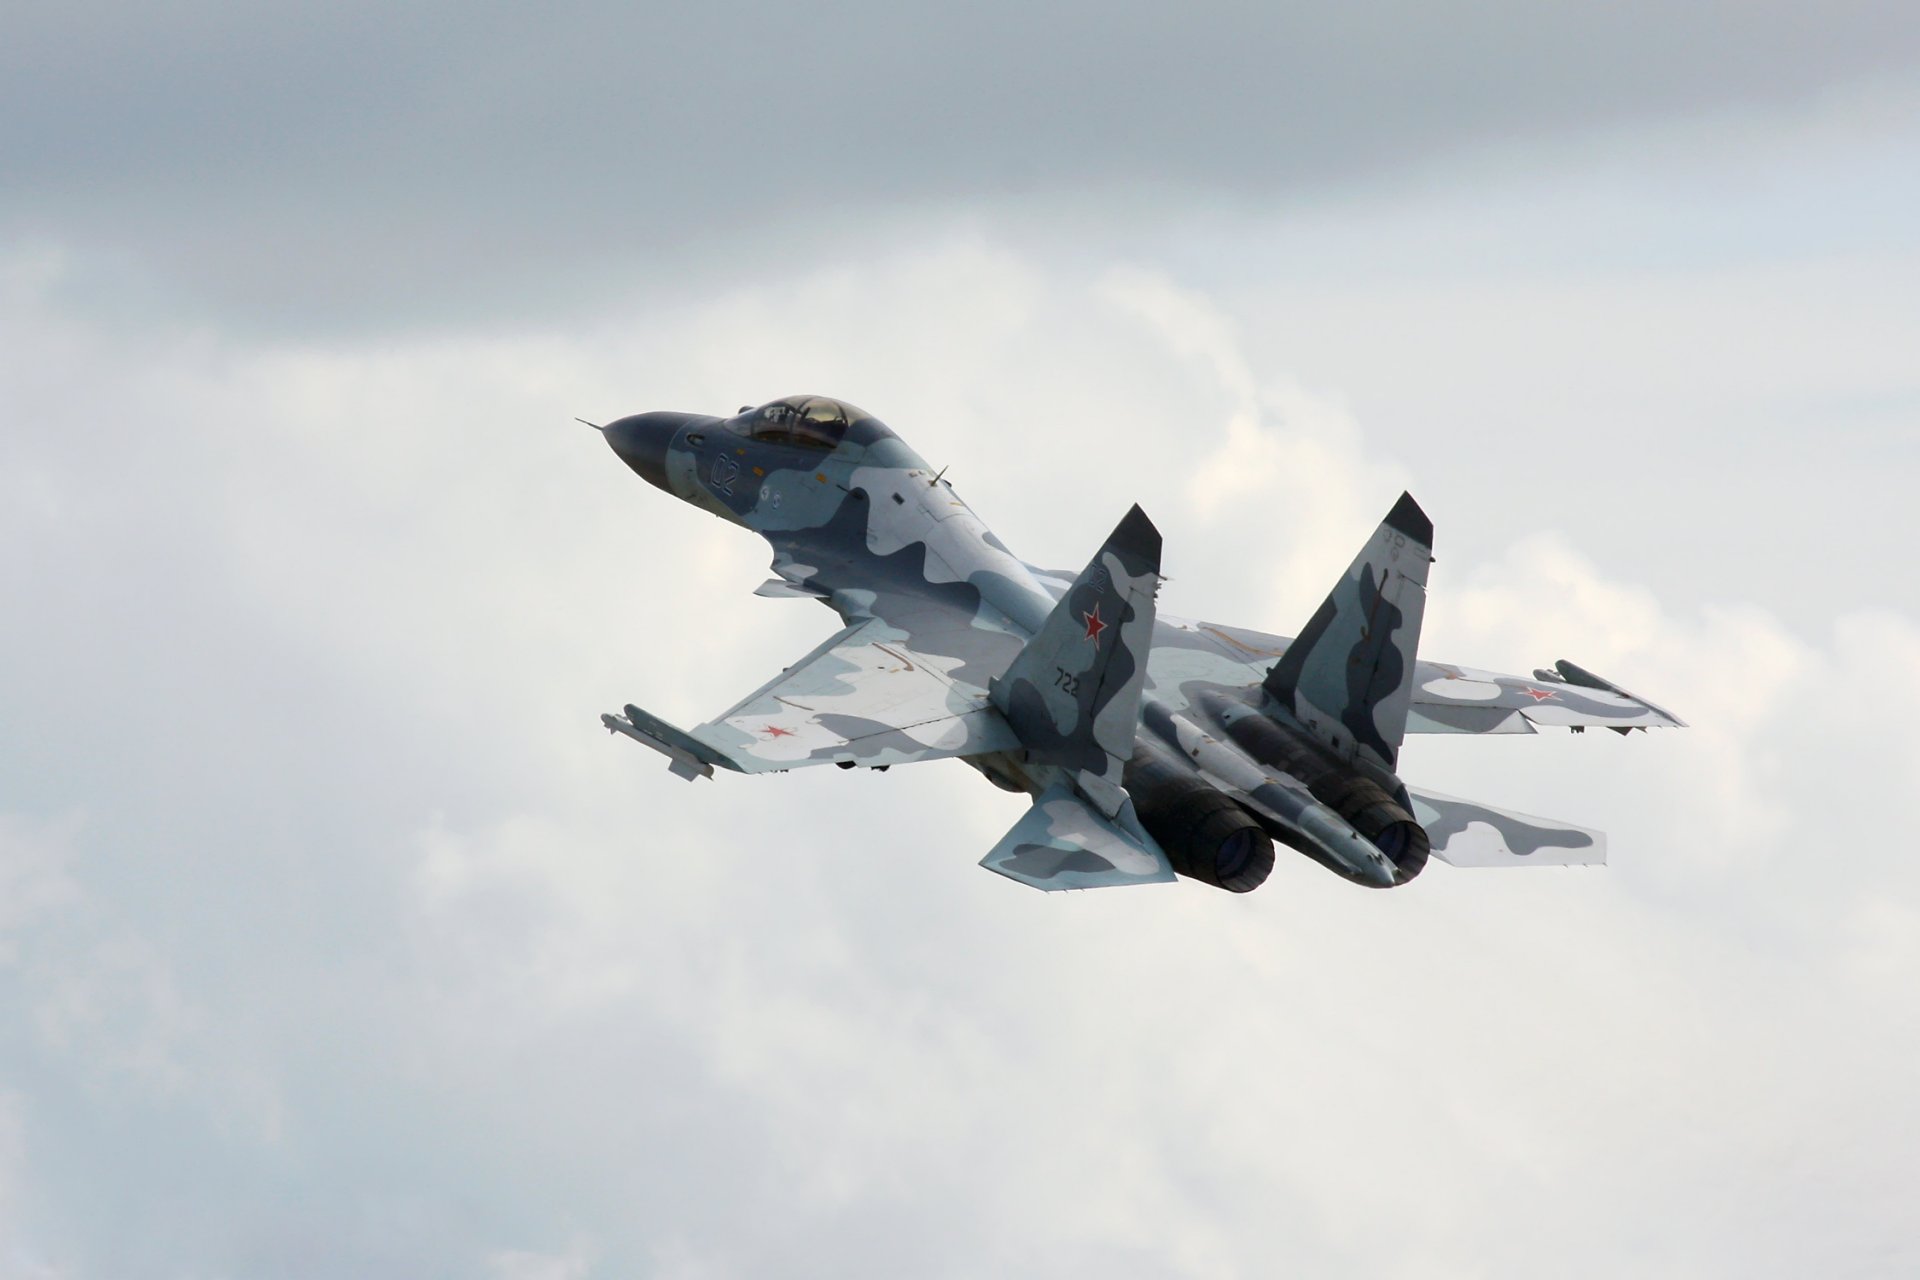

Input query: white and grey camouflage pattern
[596,395,1684,893]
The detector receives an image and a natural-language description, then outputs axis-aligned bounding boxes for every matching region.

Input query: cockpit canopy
[734,395,876,451]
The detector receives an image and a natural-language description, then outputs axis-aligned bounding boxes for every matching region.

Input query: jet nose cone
[602,412,688,491]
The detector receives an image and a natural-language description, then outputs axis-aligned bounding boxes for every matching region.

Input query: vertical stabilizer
[1263,492,1432,770]
[992,505,1161,815]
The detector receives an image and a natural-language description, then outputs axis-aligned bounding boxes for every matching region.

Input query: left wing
[605,617,1021,776]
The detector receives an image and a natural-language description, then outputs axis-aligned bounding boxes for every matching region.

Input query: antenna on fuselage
[576,417,606,432]
[929,464,948,487]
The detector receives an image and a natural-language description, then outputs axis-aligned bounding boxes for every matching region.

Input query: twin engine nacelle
[1305,773,1431,886]
[1123,740,1431,892]
[1215,710,1431,887]
[1124,755,1275,893]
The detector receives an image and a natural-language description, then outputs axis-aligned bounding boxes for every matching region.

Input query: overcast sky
[4,4,1919,1277]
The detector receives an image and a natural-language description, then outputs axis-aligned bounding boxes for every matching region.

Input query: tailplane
[979,782,1176,891]
[1264,492,1433,771]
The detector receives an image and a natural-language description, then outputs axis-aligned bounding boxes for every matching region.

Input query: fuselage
[605,396,1420,889]
[607,399,1061,632]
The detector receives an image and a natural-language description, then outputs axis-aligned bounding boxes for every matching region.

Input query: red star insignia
[762,725,797,738]
[1081,604,1107,642]
[1518,687,1559,702]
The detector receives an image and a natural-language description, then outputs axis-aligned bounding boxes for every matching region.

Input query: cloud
[488,1243,596,1280]
[6,2,1918,329]
[2,236,1915,1276]
[1102,266,1404,614]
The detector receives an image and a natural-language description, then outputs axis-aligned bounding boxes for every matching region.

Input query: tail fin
[992,505,1161,816]
[1264,492,1432,770]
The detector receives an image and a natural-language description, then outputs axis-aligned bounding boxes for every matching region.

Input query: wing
[1406,658,1685,735]
[606,616,1022,776]
[1148,619,1682,736]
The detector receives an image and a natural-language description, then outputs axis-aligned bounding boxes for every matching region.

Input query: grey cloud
[3,244,1918,1275]
[6,1,1918,329]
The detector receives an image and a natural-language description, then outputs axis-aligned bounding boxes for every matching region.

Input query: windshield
[739,395,870,450]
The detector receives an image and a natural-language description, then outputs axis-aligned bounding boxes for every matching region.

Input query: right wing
[1149,621,1682,737]
[1406,658,1685,735]
[604,616,1022,776]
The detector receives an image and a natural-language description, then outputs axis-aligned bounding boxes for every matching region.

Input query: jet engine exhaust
[1310,774,1430,884]
[1215,705,1430,885]
[1125,753,1275,893]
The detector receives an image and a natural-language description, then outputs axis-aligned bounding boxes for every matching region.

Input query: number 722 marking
[1053,667,1082,697]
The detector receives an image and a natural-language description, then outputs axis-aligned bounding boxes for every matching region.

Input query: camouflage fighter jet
[596,395,1684,893]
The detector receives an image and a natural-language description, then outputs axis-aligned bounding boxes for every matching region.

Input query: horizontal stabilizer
[603,704,741,781]
[980,783,1177,891]
[1407,788,1606,867]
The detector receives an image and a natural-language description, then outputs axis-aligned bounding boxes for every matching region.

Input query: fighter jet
[595,395,1683,892]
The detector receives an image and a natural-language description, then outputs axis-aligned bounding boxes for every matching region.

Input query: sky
[3,4,1918,1276]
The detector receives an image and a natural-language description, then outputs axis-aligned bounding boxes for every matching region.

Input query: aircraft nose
[602,412,688,491]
